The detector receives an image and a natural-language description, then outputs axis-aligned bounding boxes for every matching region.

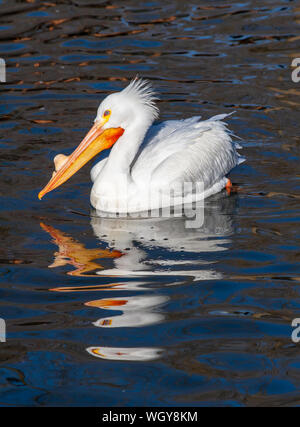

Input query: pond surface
[0,0,300,406]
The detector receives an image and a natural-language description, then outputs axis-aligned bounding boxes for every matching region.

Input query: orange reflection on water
[85,298,128,308]
[49,283,124,292]
[40,222,123,277]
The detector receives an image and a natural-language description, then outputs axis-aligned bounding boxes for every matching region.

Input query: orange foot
[226,178,232,195]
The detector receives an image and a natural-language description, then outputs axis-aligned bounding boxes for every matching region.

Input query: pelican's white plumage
[39,78,244,211]
[90,78,244,213]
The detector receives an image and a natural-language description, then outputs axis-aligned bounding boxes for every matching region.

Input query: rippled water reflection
[0,0,300,406]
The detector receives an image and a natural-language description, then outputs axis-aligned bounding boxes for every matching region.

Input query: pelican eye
[103,109,111,118]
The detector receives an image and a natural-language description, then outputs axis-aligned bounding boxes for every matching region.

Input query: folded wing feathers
[150,112,245,187]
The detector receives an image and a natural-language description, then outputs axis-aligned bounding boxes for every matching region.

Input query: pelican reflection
[43,193,236,281]
[43,193,237,361]
[86,346,162,361]
[85,295,168,328]
[90,193,236,280]
[41,222,122,277]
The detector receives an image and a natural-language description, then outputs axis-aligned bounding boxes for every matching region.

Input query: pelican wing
[132,114,244,192]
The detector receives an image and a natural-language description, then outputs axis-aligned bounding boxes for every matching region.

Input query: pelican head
[38,78,159,200]
[95,78,159,130]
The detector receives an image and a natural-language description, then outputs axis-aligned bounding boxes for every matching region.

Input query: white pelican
[39,78,244,212]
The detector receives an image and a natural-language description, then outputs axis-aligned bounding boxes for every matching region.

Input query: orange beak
[38,123,124,200]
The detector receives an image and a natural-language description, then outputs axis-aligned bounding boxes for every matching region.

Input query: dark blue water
[0,0,300,406]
